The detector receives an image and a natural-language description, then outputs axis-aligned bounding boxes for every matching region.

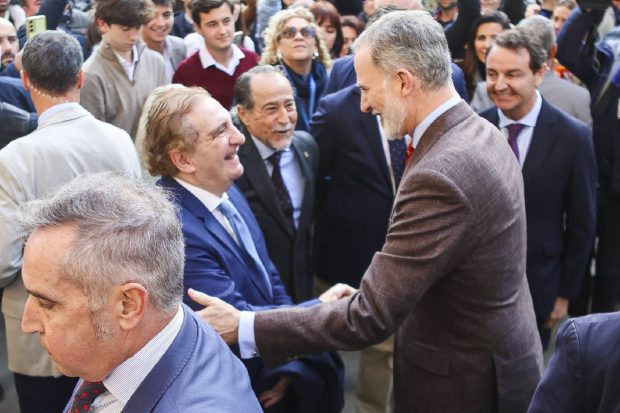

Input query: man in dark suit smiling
[480,27,597,349]
[234,65,318,303]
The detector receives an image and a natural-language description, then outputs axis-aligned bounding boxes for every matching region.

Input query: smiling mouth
[224,152,238,161]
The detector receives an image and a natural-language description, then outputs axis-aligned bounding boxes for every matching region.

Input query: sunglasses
[279,26,316,39]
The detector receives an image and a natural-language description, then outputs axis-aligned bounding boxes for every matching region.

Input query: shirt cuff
[238,311,260,359]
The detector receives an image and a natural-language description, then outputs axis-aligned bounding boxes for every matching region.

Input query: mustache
[1,50,15,59]
[273,124,293,132]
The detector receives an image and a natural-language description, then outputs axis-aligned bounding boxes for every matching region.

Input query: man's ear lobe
[169,147,196,174]
[114,283,148,331]
[395,69,417,97]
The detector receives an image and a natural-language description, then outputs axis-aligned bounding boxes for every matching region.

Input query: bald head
[0,17,18,69]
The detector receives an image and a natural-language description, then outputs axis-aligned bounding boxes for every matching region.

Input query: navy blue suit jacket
[311,84,395,286]
[159,177,344,413]
[528,313,620,412]
[325,55,469,100]
[65,305,261,413]
[171,12,194,39]
[0,76,35,112]
[479,100,597,320]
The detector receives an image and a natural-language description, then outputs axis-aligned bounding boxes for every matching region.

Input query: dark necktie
[389,138,407,188]
[68,380,107,413]
[506,123,526,161]
[219,199,272,296]
[267,151,295,229]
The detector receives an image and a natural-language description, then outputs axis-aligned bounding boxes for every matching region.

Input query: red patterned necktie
[405,141,415,165]
[68,380,107,413]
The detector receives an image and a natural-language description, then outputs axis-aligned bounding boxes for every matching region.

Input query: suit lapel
[238,133,295,236]
[123,305,196,412]
[160,177,247,267]
[291,136,313,238]
[161,177,274,301]
[411,101,474,166]
[522,100,558,188]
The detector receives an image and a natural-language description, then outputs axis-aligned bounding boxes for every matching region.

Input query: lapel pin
[304,151,309,158]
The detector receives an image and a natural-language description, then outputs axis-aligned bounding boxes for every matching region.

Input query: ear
[96,18,109,34]
[549,44,557,60]
[534,64,545,87]
[237,104,249,126]
[168,147,196,174]
[20,69,30,91]
[394,68,418,97]
[75,70,84,90]
[112,283,148,331]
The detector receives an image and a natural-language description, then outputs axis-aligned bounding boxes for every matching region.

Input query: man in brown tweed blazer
[191,10,543,412]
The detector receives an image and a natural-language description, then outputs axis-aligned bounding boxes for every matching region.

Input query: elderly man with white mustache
[233,65,319,304]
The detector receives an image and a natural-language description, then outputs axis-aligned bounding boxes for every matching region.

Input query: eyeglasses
[279,26,316,39]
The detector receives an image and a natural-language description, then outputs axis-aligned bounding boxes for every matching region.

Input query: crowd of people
[0,0,619,411]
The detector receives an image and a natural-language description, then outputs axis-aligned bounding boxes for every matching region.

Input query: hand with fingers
[319,283,358,303]
[259,375,292,409]
[188,288,241,345]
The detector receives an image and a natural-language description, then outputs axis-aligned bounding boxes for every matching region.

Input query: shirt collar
[38,102,81,125]
[251,136,291,161]
[199,44,244,72]
[102,305,184,405]
[173,177,230,212]
[113,45,140,66]
[411,94,461,149]
[498,90,542,128]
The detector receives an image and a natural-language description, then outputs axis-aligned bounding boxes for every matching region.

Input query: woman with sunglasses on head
[261,7,332,131]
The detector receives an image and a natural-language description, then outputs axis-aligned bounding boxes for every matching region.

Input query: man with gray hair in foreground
[19,172,261,412]
[0,30,142,413]
[193,10,544,412]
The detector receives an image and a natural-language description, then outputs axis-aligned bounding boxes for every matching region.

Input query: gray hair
[518,15,555,56]
[354,10,452,91]
[18,172,184,320]
[234,65,289,110]
[22,31,83,96]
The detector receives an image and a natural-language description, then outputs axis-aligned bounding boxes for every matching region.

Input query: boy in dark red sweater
[172,0,258,109]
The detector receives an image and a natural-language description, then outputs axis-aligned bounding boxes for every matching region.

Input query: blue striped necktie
[219,199,272,294]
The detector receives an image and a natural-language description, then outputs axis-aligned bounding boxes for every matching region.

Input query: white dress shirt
[497,90,542,168]
[237,93,464,359]
[174,177,239,243]
[113,45,139,82]
[251,137,305,228]
[198,43,245,76]
[89,306,184,412]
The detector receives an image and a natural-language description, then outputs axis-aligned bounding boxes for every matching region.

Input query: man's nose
[21,295,42,335]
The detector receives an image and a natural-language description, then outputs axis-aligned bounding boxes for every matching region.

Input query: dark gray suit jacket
[235,128,318,302]
[253,101,543,412]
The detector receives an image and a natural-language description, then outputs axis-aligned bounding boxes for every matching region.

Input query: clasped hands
[188,283,357,345]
